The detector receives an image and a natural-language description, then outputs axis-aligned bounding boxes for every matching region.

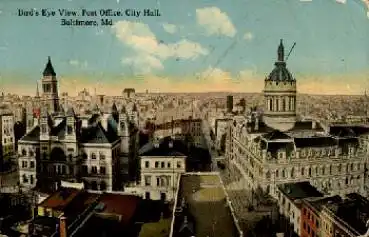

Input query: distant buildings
[153,118,203,148]
[123,88,135,99]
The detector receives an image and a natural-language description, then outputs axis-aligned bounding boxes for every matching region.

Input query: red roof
[99,194,141,225]
[39,188,81,211]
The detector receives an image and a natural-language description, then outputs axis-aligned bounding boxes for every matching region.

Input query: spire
[120,105,127,114]
[43,56,56,77]
[132,103,138,112]
[36,83,40,98]
[111,103,118,113]
[278,39,284,62]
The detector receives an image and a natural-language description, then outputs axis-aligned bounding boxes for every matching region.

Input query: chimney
[59,216,67,237]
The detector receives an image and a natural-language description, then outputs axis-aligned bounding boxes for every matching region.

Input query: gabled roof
[50,118,66,138]
[66,107,76,117]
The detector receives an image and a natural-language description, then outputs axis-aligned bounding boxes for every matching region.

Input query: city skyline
[0,0,368,95]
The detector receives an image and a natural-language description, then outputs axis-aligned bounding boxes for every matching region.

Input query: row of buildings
[277,181,369,237]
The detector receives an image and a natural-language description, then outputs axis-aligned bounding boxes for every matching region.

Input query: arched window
[22,149,27,156]
[282,98,286,112]
[155,162,159,168]
[120,122,125,131]
[291,167,295,178]
[301,167,305,176]
[276,170,279,178]
[276,98,279,111]
[91,153,96,159]
[308,167,312,177]
[282,169,285,178]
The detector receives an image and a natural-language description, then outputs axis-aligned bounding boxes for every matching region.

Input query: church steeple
[41,56,59,114]
[278,39,284,62]
[43,56,56,77]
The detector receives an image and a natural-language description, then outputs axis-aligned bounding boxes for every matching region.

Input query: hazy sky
[0,0,368,95]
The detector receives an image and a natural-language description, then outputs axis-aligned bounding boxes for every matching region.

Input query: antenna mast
[285,42,296,61]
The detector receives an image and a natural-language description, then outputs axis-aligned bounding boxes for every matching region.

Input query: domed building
[225,40,369,201]
[263,39,297,131]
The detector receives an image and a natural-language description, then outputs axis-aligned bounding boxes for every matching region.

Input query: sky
[0,0,368,95]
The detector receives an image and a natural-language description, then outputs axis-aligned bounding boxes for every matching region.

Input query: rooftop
[38,187,81,211]
[277,182,323,202]
[325,193,369,235]
[96,193,142,225]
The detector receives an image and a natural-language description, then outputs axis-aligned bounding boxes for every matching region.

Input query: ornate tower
[263,39,297,131]
[41,57,60,114]
[118,106,130,155]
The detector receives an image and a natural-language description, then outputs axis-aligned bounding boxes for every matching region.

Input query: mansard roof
[262,130,291,140]
[294,136,337,148]
[80,122,119,144]
[19,126,40,142]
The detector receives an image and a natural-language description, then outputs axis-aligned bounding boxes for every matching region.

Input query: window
[145,161,150,168]
[167,162,171,168]
[22,149,27,156]
[301,167,305,176]
[82,165,88,174]
[99,152,105,160]
[22,174,28,183]
[41,124,47,134]
[91,153,96,159]
[67,125,73,134]
[91,181,98,190]
[29,150,34,156]
[100,166,106,175]
[30,161,35,168]
[91,166,97,174]
[145,176,151,186]
[155,161,159,168]
[22,161,27,168]
[100,181,106,191]
[30,175,34,184]
[145,192,150,200]
[161,162,165,168]
[82,152,87,160]
[177,161,182,168]
[156,177,160,186]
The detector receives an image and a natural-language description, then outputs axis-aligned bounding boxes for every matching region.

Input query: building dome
[266,39,295,82]
[266,62,295,82]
